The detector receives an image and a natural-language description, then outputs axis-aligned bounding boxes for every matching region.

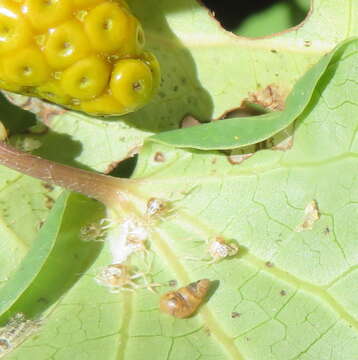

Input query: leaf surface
[4,30,358,360]
[3,0,358,168]
[0,192,105,327]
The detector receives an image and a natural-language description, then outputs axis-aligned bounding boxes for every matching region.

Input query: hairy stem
[0,141,135,212]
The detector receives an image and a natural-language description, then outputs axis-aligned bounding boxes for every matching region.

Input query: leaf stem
[0,141,135,212]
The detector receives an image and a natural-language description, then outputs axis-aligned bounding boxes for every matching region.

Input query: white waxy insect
[207,237,239,263]
[146,197,170,218]
[185,236,239,264]
[95,263,160,293]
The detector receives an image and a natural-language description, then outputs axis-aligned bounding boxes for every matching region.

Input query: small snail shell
[159,279,211,318]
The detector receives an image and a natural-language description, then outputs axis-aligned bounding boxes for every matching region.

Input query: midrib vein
[116,292,134,360]
[152,228,245,360]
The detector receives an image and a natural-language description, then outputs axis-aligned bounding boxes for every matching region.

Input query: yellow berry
[120,15,145,56]
[44,20,91,69]
[61,56,110,100]
[2,46,50,86]
[73,0,102,9]
[80,94,125,115]
[84,2,131,53]
[141,51,161,93]
[37,78,71,104]
[0,0,32,54]
[110,58,153,110]
[23,0,73,32]
[0,0,160,116]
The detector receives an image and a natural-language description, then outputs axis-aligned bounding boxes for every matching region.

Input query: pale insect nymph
[95,263,160,293]
[146,197,170,217]
[207,237,239,263]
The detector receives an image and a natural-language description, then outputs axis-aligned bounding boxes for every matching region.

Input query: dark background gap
[201,0,310,32]
[201,0,280,30]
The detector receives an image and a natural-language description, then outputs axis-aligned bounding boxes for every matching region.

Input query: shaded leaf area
[149,38,346,149]
[0,167,62,291]
[3,0,358,170]
[0,192,105,326]
[6,33,358,360]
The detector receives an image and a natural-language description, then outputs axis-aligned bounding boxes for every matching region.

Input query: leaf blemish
[295,200,320,232]
[248,84,288,111]
[154,152,165,162]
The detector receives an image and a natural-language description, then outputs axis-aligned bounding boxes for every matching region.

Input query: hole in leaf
[108,155,137,178]
[201,0,310,37]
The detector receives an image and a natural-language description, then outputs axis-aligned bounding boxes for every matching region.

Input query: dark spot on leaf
[231,312,241,318]
[42,182,54,191]
[45,195,55,210]
[154,152,165,163]
[265,261,274,268]
[168,280,177,287]
[173,85,179,92]
[280,290,287,296]
[37,297,48,304]
[271,49,278,53]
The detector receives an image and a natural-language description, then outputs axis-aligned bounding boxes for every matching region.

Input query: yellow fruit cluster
[0,0,160,116]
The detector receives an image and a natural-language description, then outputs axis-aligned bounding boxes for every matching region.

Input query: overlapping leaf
[4,34,358,360]
[4,0,358,169]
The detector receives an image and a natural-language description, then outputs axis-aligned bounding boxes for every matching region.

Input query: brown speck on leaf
[265,261,274,268]
[154,152,165,162]
[304,40,312,47]
[42,182,54,191]
[280,290,287,296]
[231,312,241,318]
[271,49,278,53]
[168,279,177,287]
[180,115,200,128]
[248,84,288,111]
[324,227,330,235]
[203,327,211,336]
[37,220,45,230]
[295,200,320,232]
[45,195,55,210]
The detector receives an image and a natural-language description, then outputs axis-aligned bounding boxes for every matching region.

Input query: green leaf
[3,0,358,169]
[149,39,353,150]
[5,29,358,360]
[234,0,310,37]
[0,192,105,325]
